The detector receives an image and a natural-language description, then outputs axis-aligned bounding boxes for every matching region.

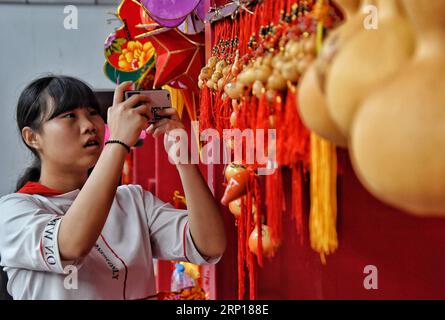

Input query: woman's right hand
[107,81,151,147]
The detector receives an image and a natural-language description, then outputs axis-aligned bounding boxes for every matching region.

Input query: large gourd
[326,0,415,136]
[297,0,365,147]
[350,0,445,215]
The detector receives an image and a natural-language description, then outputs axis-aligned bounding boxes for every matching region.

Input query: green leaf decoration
[115,38,127,46]
[111,43,122,53]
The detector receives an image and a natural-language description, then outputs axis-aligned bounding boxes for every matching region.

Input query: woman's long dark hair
[15,75,102,192]
[0,76,102,300]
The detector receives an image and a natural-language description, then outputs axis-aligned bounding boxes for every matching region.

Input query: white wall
[0,4,119,195]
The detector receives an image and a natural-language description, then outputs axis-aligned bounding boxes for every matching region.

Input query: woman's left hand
[145,108,188,163]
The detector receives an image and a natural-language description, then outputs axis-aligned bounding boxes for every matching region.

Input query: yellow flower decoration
[118,41,155,71]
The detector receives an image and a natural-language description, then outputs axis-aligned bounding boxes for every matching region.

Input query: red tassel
[214,92,231,135]
[221,96,232,132]
[244,85,255,130]
[245,173,256,300]
[285,86,311,167]
[237,223,245,300]
[291,163,304,244]
[250,95,259,133]
[253,175,263,267]
[237,197,246,300]
[273,94,285,165]
[214,92,223,134]
[245,177,253,259]
[247,250,256,300]
[256,91,269,131]
[199,86,214,132]
[283,89,297,165]
[266,167,283,248]
[237,98,248,131]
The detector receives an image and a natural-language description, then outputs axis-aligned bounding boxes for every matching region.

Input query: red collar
[17,181,63,196]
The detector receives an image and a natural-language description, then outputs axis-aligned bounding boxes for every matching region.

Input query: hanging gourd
[350,0,445,215]
[326,0,415,137]
[297,0,365,147]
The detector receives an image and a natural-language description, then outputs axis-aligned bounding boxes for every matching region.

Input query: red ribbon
[17,181,63,196]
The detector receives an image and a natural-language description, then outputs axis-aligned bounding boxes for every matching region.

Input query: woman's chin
[82,150,101,167]
[84,144,102,153]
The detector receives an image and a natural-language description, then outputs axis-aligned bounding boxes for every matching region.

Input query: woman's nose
[80,114,97,134]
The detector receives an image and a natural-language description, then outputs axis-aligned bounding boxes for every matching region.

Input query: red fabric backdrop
[214,149,445,299]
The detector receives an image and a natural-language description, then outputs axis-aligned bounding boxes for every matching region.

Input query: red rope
[247,249,256,300]
[292,87,311,169]
[199,86,213,132]
[214,92,223,133]
[253,174,263,267]
[256,91,268,131]
[245,172,257,300]
[266,167,283,248]
[237,197,246,300]
[291,163,304,244]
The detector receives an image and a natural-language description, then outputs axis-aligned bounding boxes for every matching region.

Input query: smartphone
[124,89,172,124]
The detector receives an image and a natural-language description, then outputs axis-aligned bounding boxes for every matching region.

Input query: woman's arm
[147,109,226,259]
[58,144,127,260]
[177,163,226,258]
[58,82,151,260]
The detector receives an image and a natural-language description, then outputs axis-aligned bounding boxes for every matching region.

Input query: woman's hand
[107,81,152,147]
[145,108,188,163]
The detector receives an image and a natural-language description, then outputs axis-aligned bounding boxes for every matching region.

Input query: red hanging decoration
[291,163,305,244]
[146,28,205,93]
[237,195,247,300]
[216,96,232,134]
[199,86,214,132]
[245,173,255,300]
[213,92,223,133]
[253,174,263,267]
[288,86,311,169]
[247,248,256,300]
[266,167,284,248]
[256,91,269,131]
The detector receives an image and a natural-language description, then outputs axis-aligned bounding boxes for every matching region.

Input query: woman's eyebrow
[59,110,74,115]
[55,109,77,118]
[79,106,95,110]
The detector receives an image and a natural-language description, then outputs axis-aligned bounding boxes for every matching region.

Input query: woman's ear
[22,127,41,150]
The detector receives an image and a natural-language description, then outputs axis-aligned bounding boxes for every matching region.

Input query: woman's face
[37,106,105,173]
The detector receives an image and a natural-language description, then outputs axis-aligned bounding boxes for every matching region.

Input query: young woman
[0,75,226,300]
